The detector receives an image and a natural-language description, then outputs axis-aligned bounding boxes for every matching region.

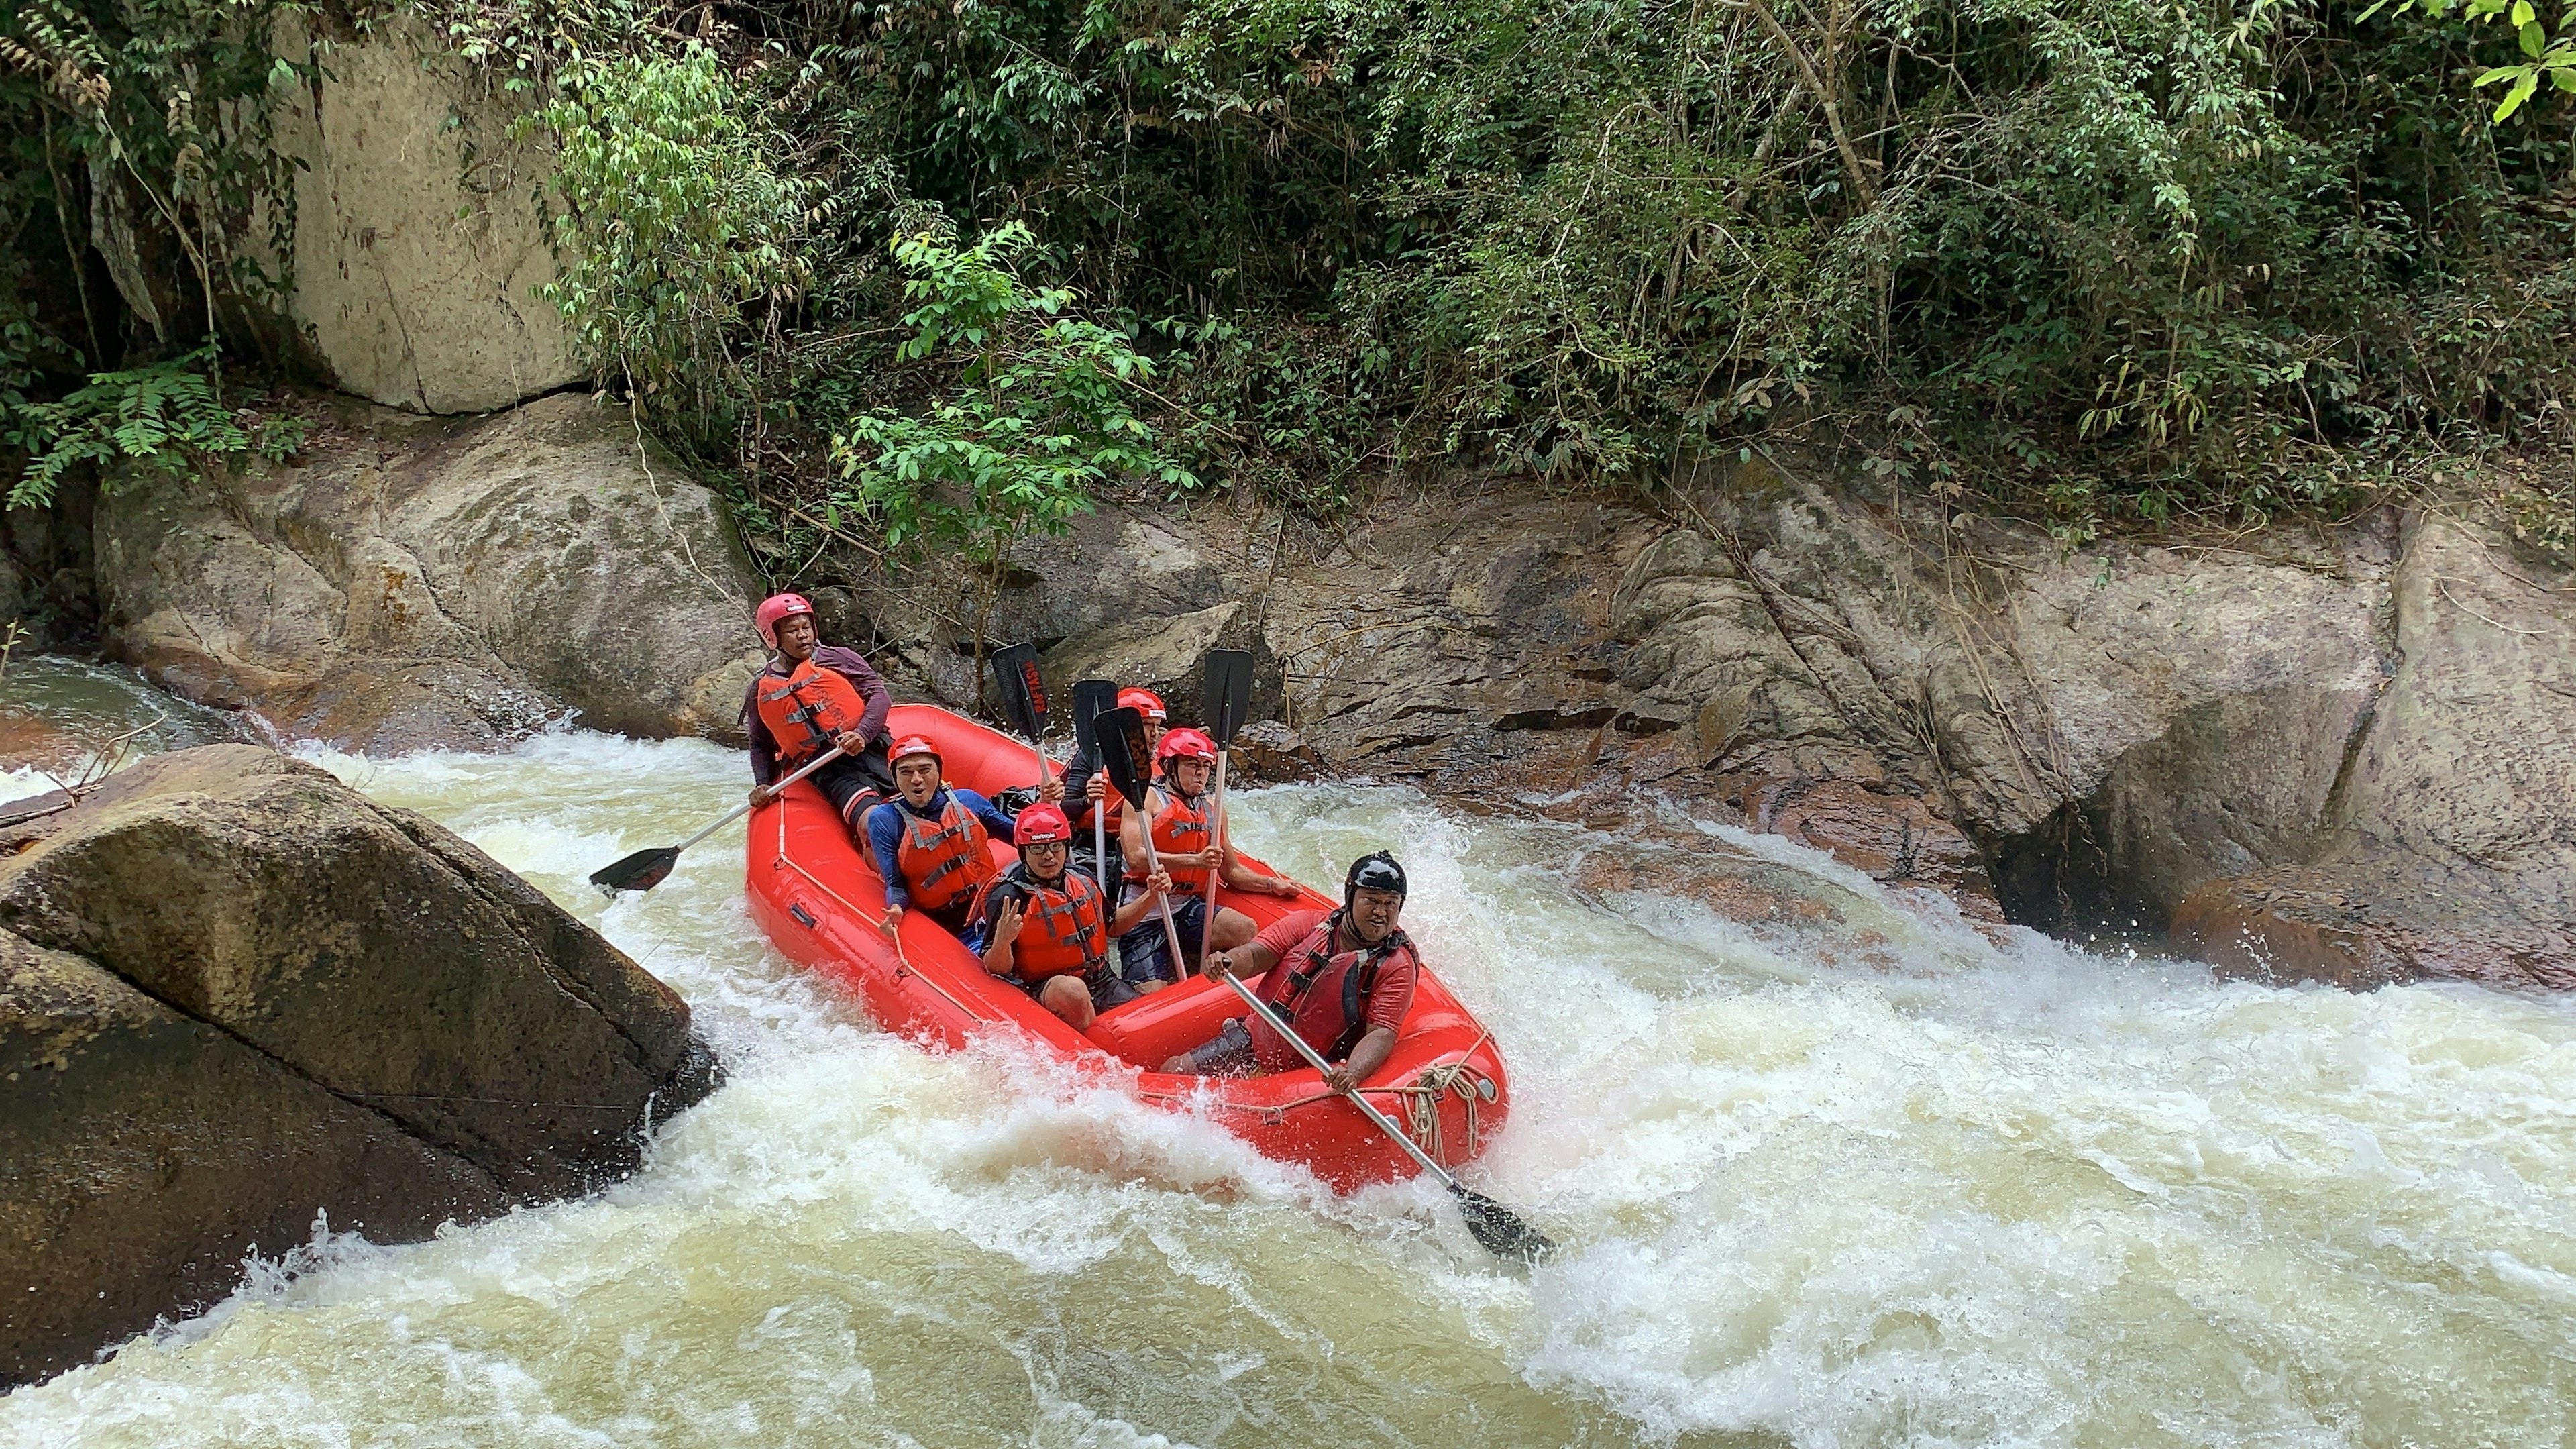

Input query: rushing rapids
[3,701,2575,1445]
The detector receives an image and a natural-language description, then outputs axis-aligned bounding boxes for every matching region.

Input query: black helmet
[1344,851,1407,906]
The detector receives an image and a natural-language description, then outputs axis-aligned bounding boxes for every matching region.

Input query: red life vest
[892,796,998,912]
[1256,914,1416,1067]
[973,865,1108,979]
[1129,784,1213,891]
[755,660,871,766]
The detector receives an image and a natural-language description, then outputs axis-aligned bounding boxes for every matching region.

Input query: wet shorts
[1014,959,1138,1013]
[805,747,894,826]
[1117,892,1211,986]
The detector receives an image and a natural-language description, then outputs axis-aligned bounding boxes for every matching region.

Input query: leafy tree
[536,46,808,458]
[2367,0,2576,119]
[828,223,1194,691]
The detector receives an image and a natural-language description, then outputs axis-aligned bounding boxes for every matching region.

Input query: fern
[4,344,305,508]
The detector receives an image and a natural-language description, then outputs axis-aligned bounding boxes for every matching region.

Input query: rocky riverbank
[816,449,2574,989]
[0,745,718,1386]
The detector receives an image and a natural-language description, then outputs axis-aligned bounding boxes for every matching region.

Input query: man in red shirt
[1158,853,1417,1091]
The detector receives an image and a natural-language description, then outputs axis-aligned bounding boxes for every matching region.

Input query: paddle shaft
[684,744,848,852]
[1201,755,1228,963]
[1093,785,1110,894]
[1218,972,1460,1189]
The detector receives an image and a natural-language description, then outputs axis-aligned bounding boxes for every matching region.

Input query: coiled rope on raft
[1225,1022,1499,1167]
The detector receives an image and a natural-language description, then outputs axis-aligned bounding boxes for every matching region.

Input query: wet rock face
[0,746,718,1386]
[91,392,766,751]
[2169,515,2576,989]
[814,464,2573,986]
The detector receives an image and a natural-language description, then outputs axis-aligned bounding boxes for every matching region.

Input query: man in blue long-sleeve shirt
[864,735,1058,941]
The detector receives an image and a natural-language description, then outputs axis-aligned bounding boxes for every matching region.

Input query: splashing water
[3,717,2573,1447]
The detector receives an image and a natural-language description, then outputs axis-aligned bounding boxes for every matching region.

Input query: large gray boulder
[268,15,578,414]
[0,745,717,1386]
[2171,513,2576,987]
[93,391,767,751]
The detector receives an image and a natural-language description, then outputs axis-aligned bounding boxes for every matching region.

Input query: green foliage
[773,0,2574,529]
[2367,0,2576,119]
[3,343,305,508]
[1,0,310,350]
[535,47,808,454]
[828,225,1191,575]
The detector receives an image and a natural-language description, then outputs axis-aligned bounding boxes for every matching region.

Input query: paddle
[990,641,1053,793]
[1070,678,1118,888]
[1200,649,1255,961]
[1217,971,1554,1265]
[589,745,846,894]
[1098,704,1192,977]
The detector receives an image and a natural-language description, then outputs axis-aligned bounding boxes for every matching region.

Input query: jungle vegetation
[3,0,2573,555]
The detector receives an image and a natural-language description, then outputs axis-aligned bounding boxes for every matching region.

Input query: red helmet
[1015,804,1073,846]
[1117,687,1167,722]
[888,735,941,769]
[755,592,816,649]
[1157,727,1217,763]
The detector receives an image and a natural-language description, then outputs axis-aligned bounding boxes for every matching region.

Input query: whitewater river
[6,665,2576,1446]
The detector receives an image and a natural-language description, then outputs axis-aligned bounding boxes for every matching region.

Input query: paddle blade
[1097,706,1152,809]
[1070,678,1118,765]
[990,642,1049,741]
[590,845,681,895]
[1450,1183,1554,1265]
[1204,649,1254,746]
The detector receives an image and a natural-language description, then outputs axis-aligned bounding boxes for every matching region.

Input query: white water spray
[2,723,2571,1447]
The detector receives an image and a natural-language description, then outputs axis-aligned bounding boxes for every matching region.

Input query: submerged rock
[92,392,766,751]
[0,745,718,1387]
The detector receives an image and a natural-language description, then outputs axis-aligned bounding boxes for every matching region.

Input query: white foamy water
[5,725,2574,1447]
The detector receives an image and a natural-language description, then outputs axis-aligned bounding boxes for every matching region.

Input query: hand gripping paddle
[1216,971,1554,1265]
[1098,704,1191,977]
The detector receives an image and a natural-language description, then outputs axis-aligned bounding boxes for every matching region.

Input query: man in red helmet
[1060,684,1166,842]
[745,592,894,833]
[973,803,1176,1029]
[863,735,1053,941]
[1116,724,1300,988]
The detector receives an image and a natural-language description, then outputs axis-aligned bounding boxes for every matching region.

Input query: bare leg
[1038,975,1096,1030]
[1210,906,1258,953]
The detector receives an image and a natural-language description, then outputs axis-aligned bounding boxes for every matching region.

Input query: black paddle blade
[1204,649,1254,747]
[991,641,1049,741]
[1070,678,1118,765]
[1097,705,1153,809]
[590,845,681,895]
[1450,1183,1554,1265]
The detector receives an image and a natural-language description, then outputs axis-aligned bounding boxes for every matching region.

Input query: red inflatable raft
[745,704,1509,1189]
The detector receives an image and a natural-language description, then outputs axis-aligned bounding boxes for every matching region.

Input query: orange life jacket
[973,865,1108,979]
[892,796,998,912]
[755,660,871,766]
[1128,784,1213,892]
